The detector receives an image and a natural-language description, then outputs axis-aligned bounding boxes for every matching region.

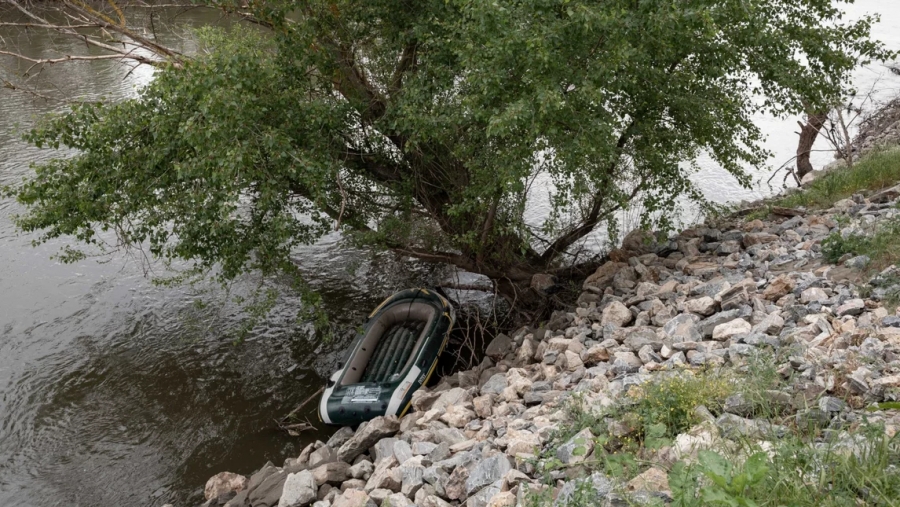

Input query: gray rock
[485,333,512,360]
[883,316,900,327]
[836,299,865,317]
[819,396,847,413]
[311,462,351,486]
[465,454,513,496]
[715,414,786,440]
[349,460,374,480]
[338,416,401,463]
[624,328,661,351]
[556,428,594,465]
[684,296,717,316]
[412,441,437,457]
[278,470,317,507]
[691,278,731,298]
[601,301,633,327]
[465,480,502,507]
[250,469,288,507]
[308,446,337,469]
[800,287,828,304]
[554,473,615,507]
[752,313,784,335]
[385,493,414,507]
[400,463,425,497]
[712,319,751,341]
[332,489,377,507]
[717,279,757,311]
[663,314,701,342]
[844,255,871,269]
[480,373,508,395]
[698,308,748,338]
[326,427,356,450]
[427,442,451,463]
[393,440,414,466]
[434,428,467,447]
[723,393,754,417]
[374,438,400,463]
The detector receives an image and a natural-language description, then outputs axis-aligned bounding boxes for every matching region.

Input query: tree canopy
[5,0,894,302]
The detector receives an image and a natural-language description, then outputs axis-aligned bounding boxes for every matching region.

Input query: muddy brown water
[0,7,447,507]
[1,2,898,506]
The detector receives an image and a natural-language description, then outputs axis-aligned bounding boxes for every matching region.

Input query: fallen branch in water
[279,386,324,424]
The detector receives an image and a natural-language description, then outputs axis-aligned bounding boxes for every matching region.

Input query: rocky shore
[190,182,900,507]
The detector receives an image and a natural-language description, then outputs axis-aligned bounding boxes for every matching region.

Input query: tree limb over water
[2,0,897,317]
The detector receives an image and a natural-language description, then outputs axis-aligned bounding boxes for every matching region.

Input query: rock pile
[196,187,900,507]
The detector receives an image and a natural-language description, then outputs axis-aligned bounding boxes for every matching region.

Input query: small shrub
[631,369,734,439]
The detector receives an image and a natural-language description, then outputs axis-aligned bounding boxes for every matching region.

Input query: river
[0,3,897,507]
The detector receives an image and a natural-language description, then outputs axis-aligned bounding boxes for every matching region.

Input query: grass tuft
[776,148,900,210]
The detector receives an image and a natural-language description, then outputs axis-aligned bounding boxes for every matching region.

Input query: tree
[4,0,894,310]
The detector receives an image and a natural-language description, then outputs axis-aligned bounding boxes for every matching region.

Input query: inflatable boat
[319,288,455,426]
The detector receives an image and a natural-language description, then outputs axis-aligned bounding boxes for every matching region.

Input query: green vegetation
[821,216,900,270]
[4,0,893,309]
[760,148,900,213]
[528,355,900,507]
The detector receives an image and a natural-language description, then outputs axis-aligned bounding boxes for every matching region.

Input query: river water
[0,3,898,507]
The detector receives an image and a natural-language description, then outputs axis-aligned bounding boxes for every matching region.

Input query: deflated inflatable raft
[319,288,455,426]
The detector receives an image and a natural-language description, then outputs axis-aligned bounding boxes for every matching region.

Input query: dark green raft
[319,288,455,426]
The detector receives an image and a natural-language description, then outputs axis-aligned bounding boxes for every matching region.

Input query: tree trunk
[796,110,828,180]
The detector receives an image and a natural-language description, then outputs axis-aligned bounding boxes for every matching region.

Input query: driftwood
[276,386,324,436]
[772,206,805,217]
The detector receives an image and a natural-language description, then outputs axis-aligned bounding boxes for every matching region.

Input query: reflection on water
[0,6,445,507]
[0,2,898,507]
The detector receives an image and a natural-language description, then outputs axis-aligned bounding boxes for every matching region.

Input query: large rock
[480,373,508,395]
[712,319,751,341]
[800,287,828,304]
[716,279,757,311]
[504,429,540,457]
[752,313,784,335]
[763,275,794,300]
[663,314,701,342]
[205,472,248,500]
[385,493,414,507]
[554,473,615,507]
[308,446,337,469]
[349,460,374,480]
[249,469,288,507]
[466,479,503,507]
[326,426,356,450]
[836,298,865,316]
[466,455,513,496]
[400,462,426,497]
[698,309,747,338]
[582,345,610,365]
[742,232,779,247]
[278,470,317,507]
[331,489,377,507]
[311,462,351,486]
[338,416,401,462]
[556,427,594,465]
[440,404,476,428]
[601,301,633,327]
[626,467,670,494]
[584,262,628,292]
[364,456,401,493]
[443,465,470,500]
[485,333,512,360]
[684,296,717,316]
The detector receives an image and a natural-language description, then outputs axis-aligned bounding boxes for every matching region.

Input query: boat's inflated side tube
[319,288,454,426]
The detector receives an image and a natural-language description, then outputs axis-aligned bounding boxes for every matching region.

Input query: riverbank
[189,144,900,507]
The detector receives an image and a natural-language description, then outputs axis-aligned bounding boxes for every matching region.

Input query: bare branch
[0,50,138,65]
